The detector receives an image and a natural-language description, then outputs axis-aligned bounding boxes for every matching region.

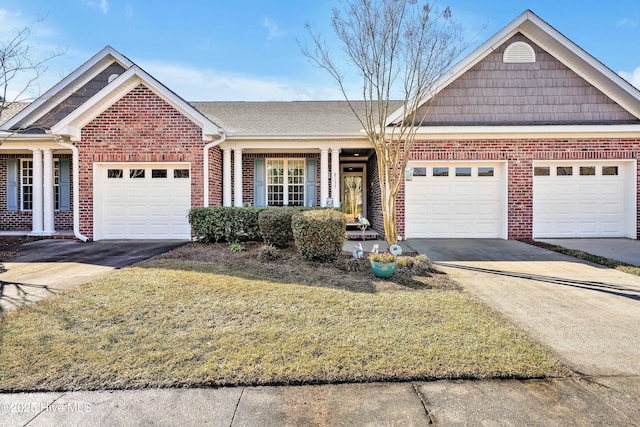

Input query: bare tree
[303,0,467,244]
[0,17,65,134]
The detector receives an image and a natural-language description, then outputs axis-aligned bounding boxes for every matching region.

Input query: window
[455,167,472,177]
[130,169,145,178]
[20,159,64,210]
[557,166,573,176]
[433,167,449,177]
[413,167,427,177]
[266,159,305,206]
[478,167,494,177]
[534,167,550,176]
[108,169,123,179]
[152,169,167,178]
[602,166,618,176]
[579,166,596,176]
[174,169,190,178]
[21,160,33,210]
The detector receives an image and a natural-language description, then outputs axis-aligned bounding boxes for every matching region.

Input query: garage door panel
[533,162,630,238]
[405,163,505,238]
[95,164,191,240]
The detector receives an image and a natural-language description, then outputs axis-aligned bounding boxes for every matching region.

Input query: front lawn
[0,243,567,391]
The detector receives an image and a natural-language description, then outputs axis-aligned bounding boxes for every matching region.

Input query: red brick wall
[0,154,74,232]
[77,84,217,239]
[401,138,640,239]
[238,153,323,206]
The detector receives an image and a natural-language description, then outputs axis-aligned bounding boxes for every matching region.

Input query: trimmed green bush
[258,207,296,248]
[291,209,346,262]
[188,207,265,243]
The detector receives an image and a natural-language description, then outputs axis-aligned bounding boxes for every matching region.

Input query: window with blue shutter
[305,158,317,207]
[254,158,266,207]
[7,158,19,211]
[58,158,71,210]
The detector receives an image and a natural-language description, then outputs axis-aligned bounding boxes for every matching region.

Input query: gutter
[203,131,227,207]
[55,139,90,242]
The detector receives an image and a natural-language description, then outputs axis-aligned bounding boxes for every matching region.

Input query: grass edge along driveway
[0,259,568,391]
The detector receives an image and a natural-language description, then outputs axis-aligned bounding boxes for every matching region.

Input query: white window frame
[265,158,306,206]
[21,159,61,211]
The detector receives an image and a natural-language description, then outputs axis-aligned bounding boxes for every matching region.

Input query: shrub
[396,254,434,278]
[188,207,265,243]
[228,243,243,253]
[291,209,346,262]
[258,207,296,248]
[257,244,280,261]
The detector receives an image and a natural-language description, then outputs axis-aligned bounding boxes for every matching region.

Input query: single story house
[1,10,639,241]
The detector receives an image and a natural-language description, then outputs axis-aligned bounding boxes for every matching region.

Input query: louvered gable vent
[503,41,536,63]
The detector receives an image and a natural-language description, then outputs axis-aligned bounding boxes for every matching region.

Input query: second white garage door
[94,163,192,240]
[533,161,635,238]
[405,162,507,238]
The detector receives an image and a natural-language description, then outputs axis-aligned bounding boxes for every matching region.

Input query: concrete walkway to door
[404,238,640,377]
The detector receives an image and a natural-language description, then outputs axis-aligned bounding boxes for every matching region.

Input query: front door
[342,165,367,224]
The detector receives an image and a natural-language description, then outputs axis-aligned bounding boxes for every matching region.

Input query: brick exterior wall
[238,152,323,207]
[398,137,640,240]
[76,84,219,239]
[0,154,74,233]
[366,154,384,238]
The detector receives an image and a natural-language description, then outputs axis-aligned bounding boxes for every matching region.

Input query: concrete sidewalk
[2,377,639,426]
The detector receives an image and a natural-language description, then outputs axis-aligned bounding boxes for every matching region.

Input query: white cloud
[85,0,109,15]
[616,18,638,28]
[139,61,343,101]
[262,17,285,41]
[620,68,640,89]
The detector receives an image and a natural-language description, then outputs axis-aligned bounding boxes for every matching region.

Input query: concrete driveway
[404,239,640,377]
[0,239,186,313]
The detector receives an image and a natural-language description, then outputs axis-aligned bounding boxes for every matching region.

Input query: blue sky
[1,0,639,101]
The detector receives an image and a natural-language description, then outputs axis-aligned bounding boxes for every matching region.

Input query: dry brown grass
[0,243,568,391]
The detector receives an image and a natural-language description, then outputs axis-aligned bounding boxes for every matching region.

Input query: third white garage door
[533,161,636,238]
[405,162,507,238]
[94,163,192,240]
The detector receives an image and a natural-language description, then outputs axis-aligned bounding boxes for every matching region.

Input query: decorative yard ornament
[352,242,364,259]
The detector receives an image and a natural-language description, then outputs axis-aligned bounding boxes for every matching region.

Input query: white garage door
[533,162,634,238]
[405,162,506,238]
[94,163,192,240]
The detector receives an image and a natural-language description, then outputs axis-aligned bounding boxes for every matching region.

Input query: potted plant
[369,252,397,279]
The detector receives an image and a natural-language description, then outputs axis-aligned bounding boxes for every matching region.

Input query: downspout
[55,139,90,242]
[203,131,227,207]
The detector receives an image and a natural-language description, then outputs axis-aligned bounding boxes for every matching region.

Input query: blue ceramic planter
[370,260,397,279]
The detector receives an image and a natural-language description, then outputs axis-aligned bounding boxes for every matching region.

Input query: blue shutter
[254,158,265,207]
[305,158,317,207]
[7,158,19,211]
[58,158,71,211]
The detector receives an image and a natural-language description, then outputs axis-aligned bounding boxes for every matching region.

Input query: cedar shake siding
[77,84,214,239]
[416,34,639,126]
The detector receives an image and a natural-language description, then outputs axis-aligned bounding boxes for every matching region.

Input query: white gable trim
[1,46,134,131]
[410,124,640,140]
[51,65,221,141]
[386,10,640,125]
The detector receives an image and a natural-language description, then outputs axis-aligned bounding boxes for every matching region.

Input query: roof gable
[51,64,222,141]
[415,33,638,126]
[387,9,640,126]
[1,46,133,131]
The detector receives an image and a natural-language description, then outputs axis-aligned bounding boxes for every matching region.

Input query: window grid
[21,160,33,211]
[266,159,305,206]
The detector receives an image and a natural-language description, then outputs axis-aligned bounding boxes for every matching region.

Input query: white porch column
[320,148,329,207]
[330,148,341,208]
[42,148,55,234]
[233,148,243,207]
[222,146,232,206]
[31,149,44,235]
